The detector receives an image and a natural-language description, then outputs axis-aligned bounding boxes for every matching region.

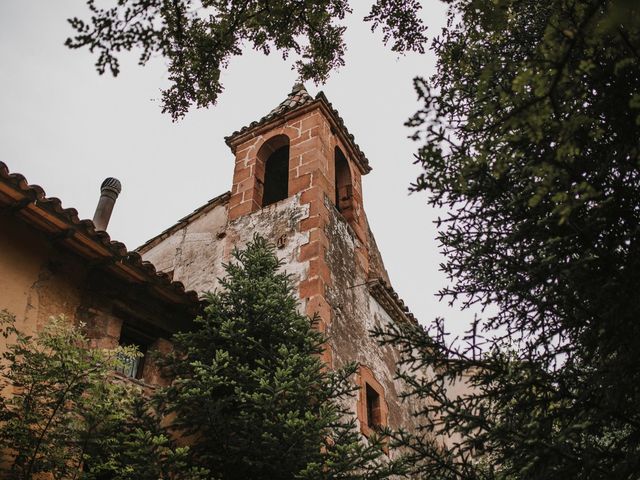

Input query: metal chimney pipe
[92,177,122,231]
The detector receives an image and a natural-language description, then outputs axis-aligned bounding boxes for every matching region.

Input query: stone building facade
[138,84,422,437]
[0,84,424,452]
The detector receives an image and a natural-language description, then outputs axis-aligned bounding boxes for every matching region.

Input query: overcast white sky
[0,0,477,340]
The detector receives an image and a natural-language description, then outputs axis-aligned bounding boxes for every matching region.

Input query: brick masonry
[228,104,375,366]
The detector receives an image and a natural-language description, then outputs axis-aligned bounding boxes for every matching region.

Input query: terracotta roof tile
[367,278,418,325]
[224,84,313,144]
[314,91,371,174]
[266,83,315,118]
[0,161,200,308]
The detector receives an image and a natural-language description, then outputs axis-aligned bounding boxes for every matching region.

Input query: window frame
[356,365,389,438]
[116,324,153,381]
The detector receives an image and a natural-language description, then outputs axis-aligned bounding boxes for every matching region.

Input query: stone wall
[141,200,229,295]
[140,101,422,438]
[324,198,418,436]
[142,194,311,308]
[140,192,421,437]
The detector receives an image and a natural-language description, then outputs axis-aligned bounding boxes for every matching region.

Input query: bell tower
[141,84,421,440]
[224,84,379,360]
[225,84,370,230]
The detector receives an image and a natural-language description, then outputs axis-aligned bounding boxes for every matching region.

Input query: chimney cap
[100,177,122,196]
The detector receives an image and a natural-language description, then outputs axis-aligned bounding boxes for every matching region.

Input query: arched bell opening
[334,146,354,222]
[258,135,290,207]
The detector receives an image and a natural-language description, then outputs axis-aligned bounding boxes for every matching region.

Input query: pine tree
[159,235,397,479]
[81,395,208,480]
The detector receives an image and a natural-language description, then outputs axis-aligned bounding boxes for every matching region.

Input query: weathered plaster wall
[141,194,311,297]
[141,201,229,294]
[225,193,310,290]
[0,213,85,344]
[0,213,187,388]
[323,203,418,434]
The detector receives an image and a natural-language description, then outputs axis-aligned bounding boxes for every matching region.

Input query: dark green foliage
[0,311,195,480]
[159,235,396,479]
[66,0,426,120]
[80,395,208,480]
[375,1,640,479]
[0,312,135,479]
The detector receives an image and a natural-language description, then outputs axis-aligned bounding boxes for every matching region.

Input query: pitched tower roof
[225,84,372,174]
[267,83,314,117]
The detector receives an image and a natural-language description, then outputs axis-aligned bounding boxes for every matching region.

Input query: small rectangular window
[116,327,151,380]
[366,383,381,428]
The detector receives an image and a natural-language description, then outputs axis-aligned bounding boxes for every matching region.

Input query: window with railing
[115,350,143,379]
[116,327,151,380]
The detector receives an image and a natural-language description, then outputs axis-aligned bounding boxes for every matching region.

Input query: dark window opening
[366,383,382,428]
[334,147,354,219]
[116,326,152,380]
[262,145,289,207]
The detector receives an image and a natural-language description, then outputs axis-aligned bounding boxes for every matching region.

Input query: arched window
[334,147,354,219]
[259,135,290,207]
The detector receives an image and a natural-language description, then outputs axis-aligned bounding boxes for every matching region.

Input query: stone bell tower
[139,84,420,443]
[224,84,380,354]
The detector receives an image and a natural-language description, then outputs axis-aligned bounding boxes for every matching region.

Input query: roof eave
[0,162,200,311]
[367,278,418,325]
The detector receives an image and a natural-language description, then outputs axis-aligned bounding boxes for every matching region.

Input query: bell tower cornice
[225,84,372,175]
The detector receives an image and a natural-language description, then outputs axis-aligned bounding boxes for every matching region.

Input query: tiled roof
[368,278,418,325]
[225,84,372,174]
[0,162,200,308]
[313,91,371,174]
[266,83,315,119]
